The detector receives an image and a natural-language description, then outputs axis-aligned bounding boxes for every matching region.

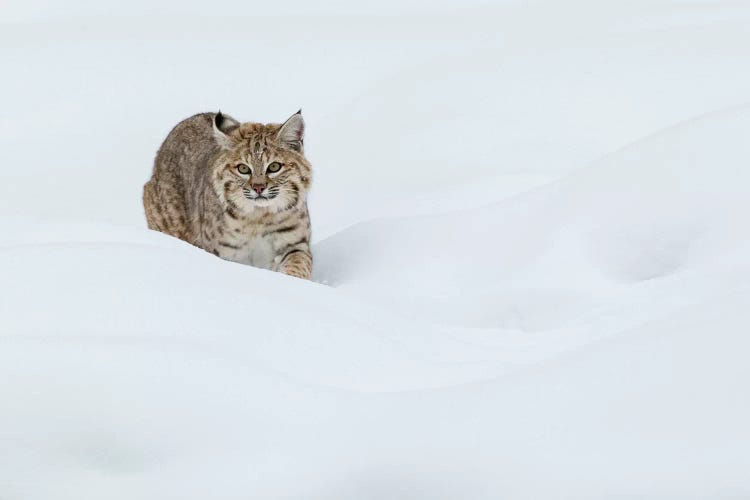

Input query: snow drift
[2,1,750,498]
[3,105,750,499]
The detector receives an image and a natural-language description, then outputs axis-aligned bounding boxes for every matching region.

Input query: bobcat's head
[211,111,311,214]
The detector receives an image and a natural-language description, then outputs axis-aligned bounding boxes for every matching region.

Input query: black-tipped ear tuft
[277,111,305,152]
[212,111,241,149]
[214,111,240,134]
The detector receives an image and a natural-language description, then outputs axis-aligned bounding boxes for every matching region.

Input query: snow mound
[2,106,750,499]
[316,106,750,337]
[4,0,750,496]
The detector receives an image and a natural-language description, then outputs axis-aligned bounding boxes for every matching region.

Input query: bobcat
[143,111,313,279]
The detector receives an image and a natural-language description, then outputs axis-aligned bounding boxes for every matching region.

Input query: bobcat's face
[212,112,311,214]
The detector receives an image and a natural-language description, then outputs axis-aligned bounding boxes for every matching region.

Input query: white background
[2,1,750,498]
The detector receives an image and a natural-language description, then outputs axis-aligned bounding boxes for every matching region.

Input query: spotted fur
[143,111,313,279]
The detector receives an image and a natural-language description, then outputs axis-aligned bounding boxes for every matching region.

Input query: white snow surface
[2,1,750,498]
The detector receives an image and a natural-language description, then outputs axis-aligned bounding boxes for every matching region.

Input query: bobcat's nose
[251,183,266,194]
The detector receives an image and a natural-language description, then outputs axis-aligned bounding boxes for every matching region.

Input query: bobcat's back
[143,113,221,244]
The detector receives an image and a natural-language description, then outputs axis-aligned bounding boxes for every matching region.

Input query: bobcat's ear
[213,111,240,149]
[277,110,304,152]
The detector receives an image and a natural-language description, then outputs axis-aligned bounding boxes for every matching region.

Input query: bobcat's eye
[267,162,282,173]
[237,164,250,175]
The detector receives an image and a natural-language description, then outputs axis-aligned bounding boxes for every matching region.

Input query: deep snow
[2,1,750,499]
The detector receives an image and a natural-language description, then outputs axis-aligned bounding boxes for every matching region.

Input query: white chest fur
[218,235,277,270]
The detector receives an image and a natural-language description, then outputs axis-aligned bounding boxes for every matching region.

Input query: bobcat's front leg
[277,249,312,280]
